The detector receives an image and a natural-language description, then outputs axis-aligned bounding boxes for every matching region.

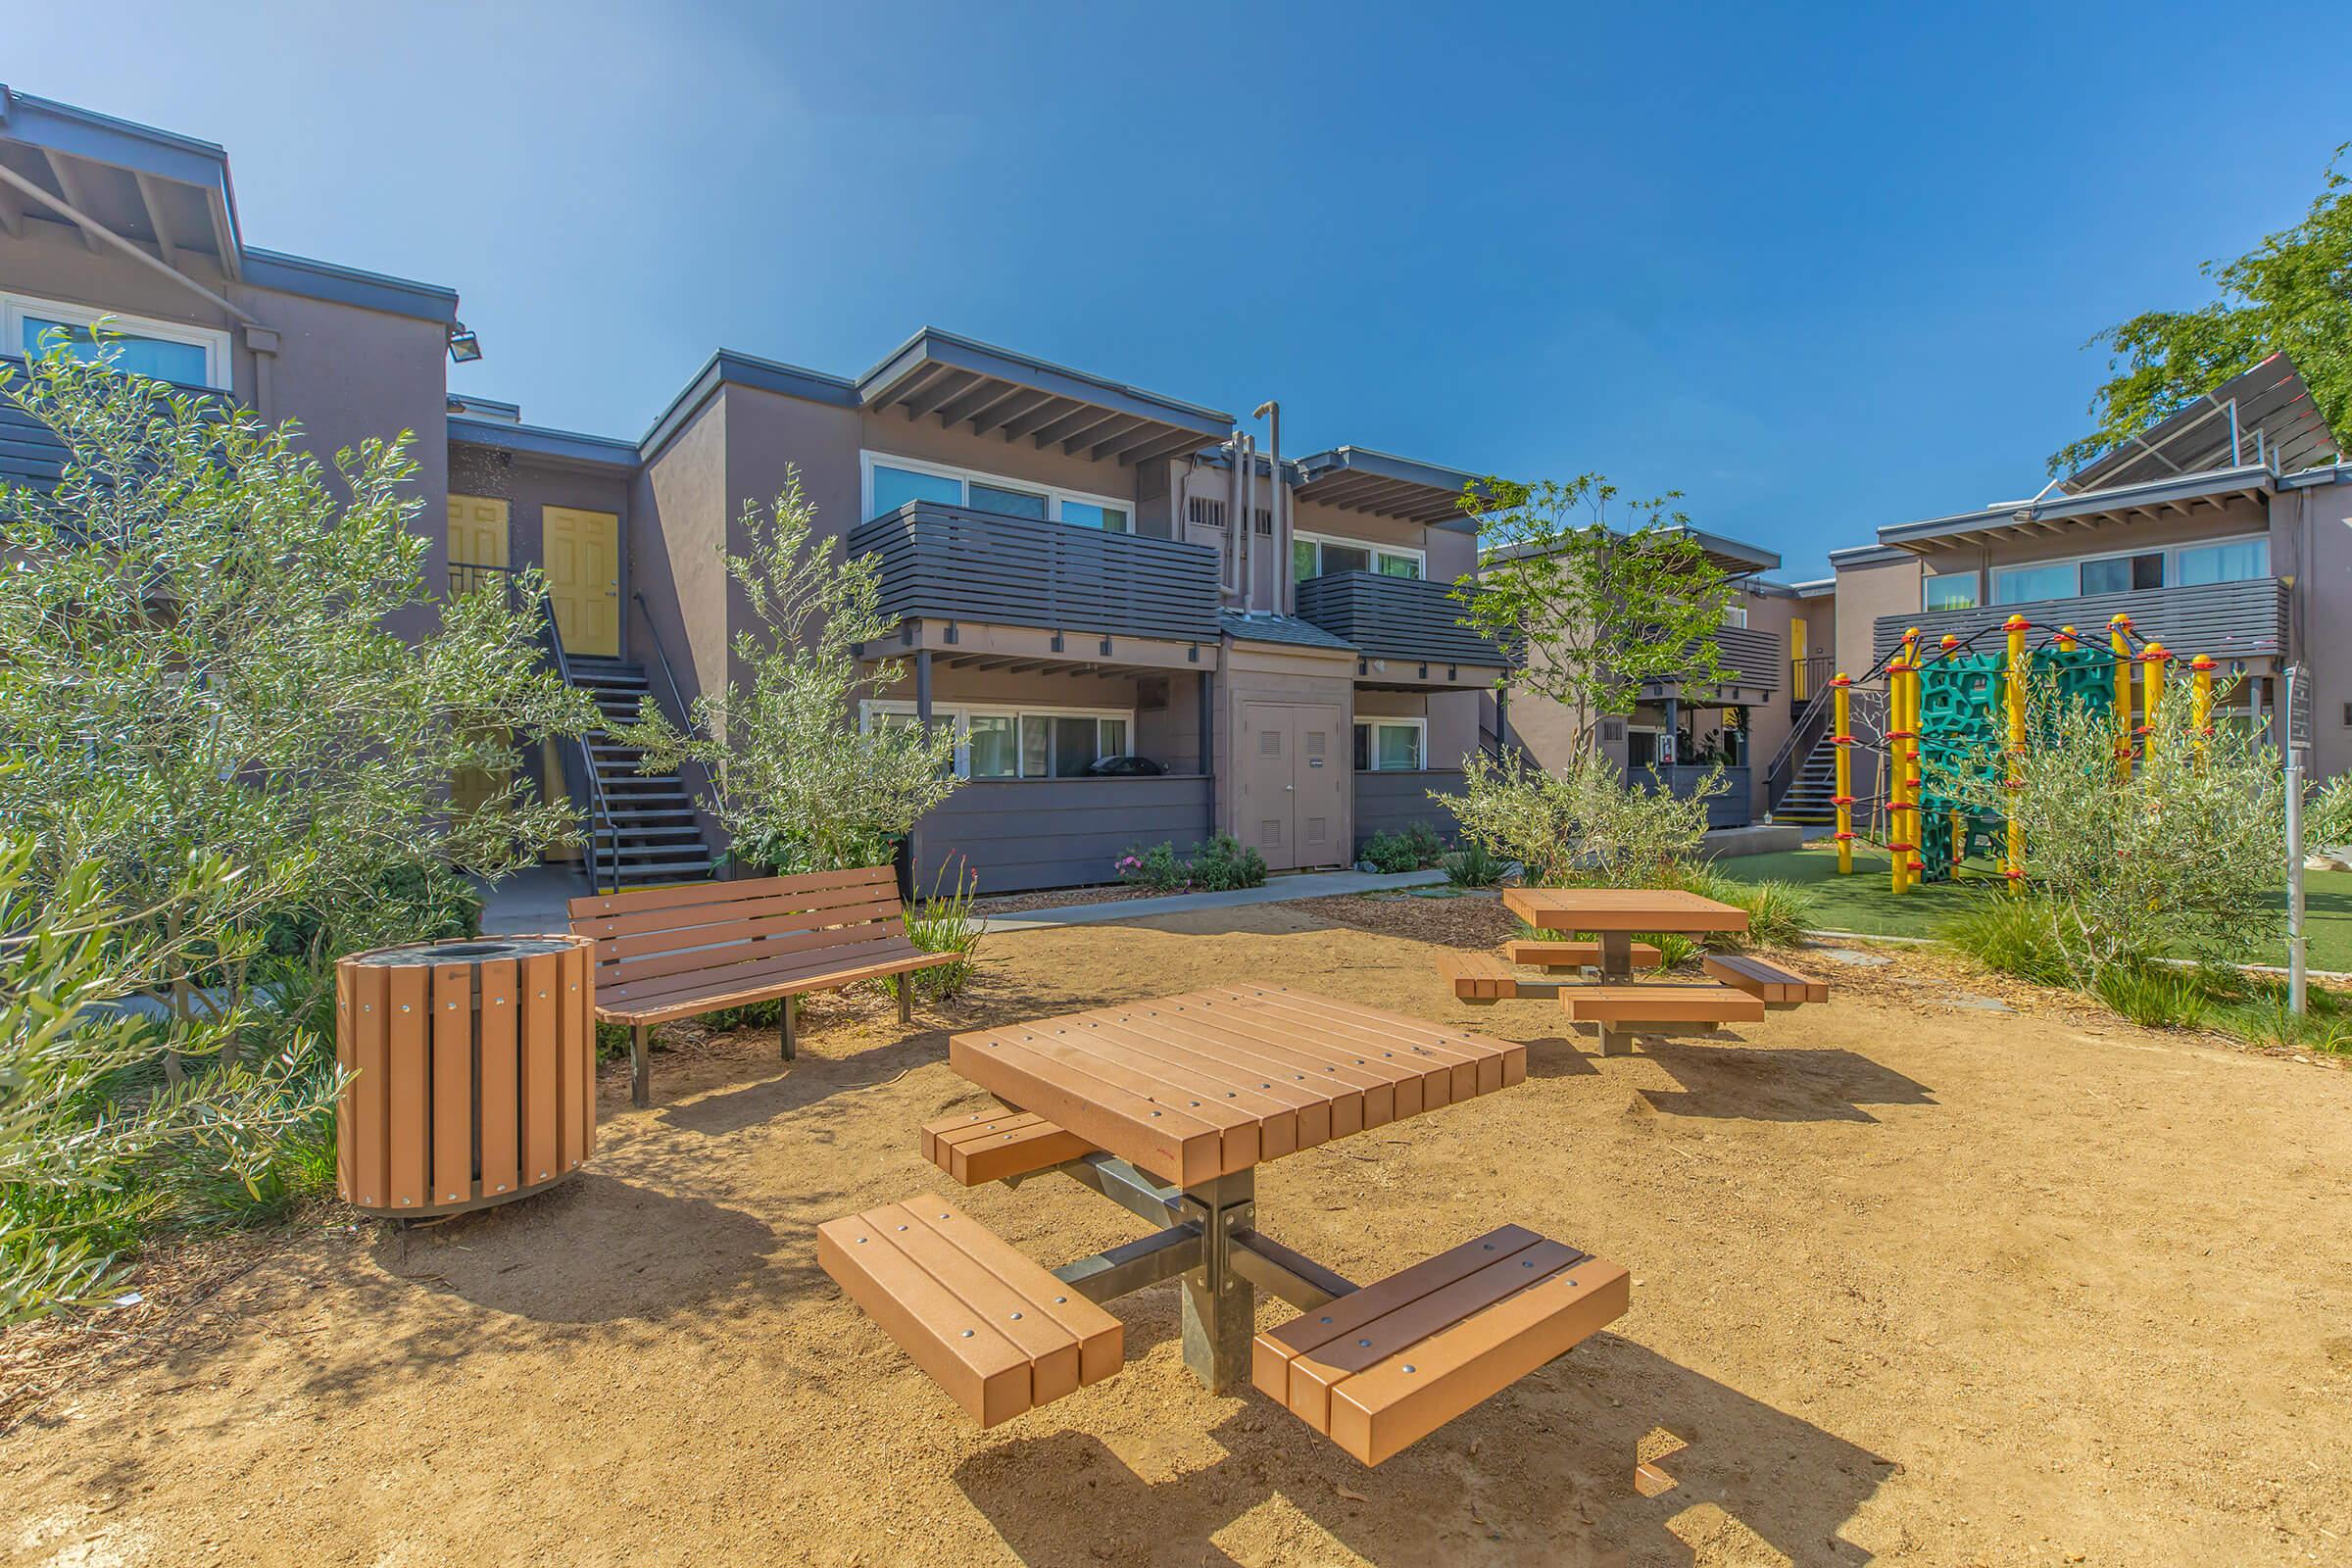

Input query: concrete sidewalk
[985,866,1452,931]
[476,862,1459,936]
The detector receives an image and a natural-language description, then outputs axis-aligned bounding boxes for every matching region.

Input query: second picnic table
[819,982,1633,1466]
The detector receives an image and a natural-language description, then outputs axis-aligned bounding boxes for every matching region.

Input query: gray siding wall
[1872,578,2289,664]
[913,774,1216,894]
[851,502,1220,642]
[1653,764,1753,828]
[1353,768,1466,852]
[1712,624,1784,692]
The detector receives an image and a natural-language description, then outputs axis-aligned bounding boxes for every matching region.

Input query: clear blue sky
[15,1,2347,575]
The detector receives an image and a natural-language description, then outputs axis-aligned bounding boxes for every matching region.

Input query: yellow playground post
[2110,614,2134,778]
[2191,655,2216,759]
[1832,673,1854,874]
[2004,613,2027,891]
[2141,643,2167,757]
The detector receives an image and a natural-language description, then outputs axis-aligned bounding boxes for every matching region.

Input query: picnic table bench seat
[1502,939,1662,969]
[1252,1224,1630,1466]
[1559,983,1766,1027]
[818,1193,1124,1428]
[1437,950,1523,1002]
[922,1107,1094,1187]
[569,866,955,1106]
[1702,954,1830,1005]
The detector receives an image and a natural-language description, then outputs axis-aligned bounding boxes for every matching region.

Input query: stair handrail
[1764,681,1886,813]
[631,591,698,738]
[529,584,617,896]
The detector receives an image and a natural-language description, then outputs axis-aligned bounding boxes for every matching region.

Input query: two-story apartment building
[0,86,1510,892]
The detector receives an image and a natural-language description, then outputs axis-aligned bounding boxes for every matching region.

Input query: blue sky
[14,1,2346,575]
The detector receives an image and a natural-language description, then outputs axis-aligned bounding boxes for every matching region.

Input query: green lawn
[1708,843,2352,972]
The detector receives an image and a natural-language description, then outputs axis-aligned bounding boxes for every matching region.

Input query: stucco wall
[449,443,633,600]
[2293,476,2352,779]
[1831,556,1925,681]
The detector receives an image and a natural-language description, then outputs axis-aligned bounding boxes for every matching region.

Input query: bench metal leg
[631,1025,651,1107]
[780,996,797,1061]
[1179,1170,1256,1394]
[898,978,913,1025]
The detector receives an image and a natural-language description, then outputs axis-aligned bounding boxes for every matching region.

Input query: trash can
[334,934,596,1217]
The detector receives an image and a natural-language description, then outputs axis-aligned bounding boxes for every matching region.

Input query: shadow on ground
[956,1336,1890,1567]
[1630,1041,1936,1125]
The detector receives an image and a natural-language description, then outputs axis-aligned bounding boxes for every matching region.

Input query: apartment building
[9,84,2346,889]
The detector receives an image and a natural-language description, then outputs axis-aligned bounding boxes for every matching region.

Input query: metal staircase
[564,656,713,888]
[1765,683,1886,828]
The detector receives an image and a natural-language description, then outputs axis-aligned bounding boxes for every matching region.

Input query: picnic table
[818,983,1631,1466]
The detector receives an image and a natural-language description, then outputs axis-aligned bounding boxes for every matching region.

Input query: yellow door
[447,495,511,594]
[544,507,620,657]
[1789,615,1810,701]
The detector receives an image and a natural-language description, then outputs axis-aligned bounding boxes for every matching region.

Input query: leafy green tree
[0,346,594,1034]
[2051,147,2350,475]
[1442,748,1722,888]
[616,470,960,872]
[1454,475,1742,755]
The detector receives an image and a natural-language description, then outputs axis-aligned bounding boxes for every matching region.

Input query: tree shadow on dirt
[955,1334,1889,1566]
[1629,1041,1935,1125]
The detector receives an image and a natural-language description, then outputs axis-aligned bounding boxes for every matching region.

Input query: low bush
[1664,866,1818,950]
[1187,834,1268,892]
[2090,962,2212,1030]
[902,860,987,1000]
[1940,896,2072,986]
[1115,843,1187,893]
[1443,841,1505,889]
[1360,831,1422,874]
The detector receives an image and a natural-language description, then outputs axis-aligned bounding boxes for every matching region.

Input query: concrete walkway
[986,867,1451,931]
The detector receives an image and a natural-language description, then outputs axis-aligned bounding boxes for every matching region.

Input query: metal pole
[2286,663,2307,1015]
[2110,614,2134,780]
[2004,614,2028,892]
[1832,674,1853,875]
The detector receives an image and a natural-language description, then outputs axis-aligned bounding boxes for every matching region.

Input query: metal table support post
[1178,1169,1256,1392]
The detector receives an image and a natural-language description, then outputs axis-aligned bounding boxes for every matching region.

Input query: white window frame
[1293,528,1426,581]
[1923,570,1981,611]
[861,699,1138,780]
[3,290,232,389]
[1985,532,2274,607]
[859,450,1135,532]
[1353,715,1428,772]
[1721,602,1749,627]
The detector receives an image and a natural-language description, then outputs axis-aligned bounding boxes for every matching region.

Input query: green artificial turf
[1706,843,2352,973]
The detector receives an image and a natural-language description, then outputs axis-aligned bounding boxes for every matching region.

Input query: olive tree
[615,469,960,873]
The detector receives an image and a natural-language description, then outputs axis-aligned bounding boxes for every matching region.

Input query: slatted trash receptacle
[335,935,596,1218]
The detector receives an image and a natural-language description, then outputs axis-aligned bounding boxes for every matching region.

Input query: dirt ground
[8,897,2352,1568]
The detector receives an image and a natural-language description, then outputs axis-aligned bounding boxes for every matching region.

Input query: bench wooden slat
[567,865,890,921]
[593,894,911,966]
[921,1109,1095,1186]
[1559,983,1766,1025]
[1702,954,1829,1005]
[1502,940,1663,968]
[1251,1224,1630,1465]
[1436,951,1516,1002]
[572,885,900,945]
[601,947,950,1026]
[599,931,930,1008]
[817,1194,1122,1427]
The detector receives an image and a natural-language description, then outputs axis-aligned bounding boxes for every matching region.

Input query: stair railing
[631,591,698,738]
[1764,682,1886,814]
[531,586,618,896]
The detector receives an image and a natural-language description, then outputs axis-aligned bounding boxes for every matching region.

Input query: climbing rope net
[1827,612,2240,893]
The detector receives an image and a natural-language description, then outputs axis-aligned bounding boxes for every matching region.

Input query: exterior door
[1789,614,1810,702]
[1238,702,1348,871]
[544,506,620,657]
[447,495,511,591]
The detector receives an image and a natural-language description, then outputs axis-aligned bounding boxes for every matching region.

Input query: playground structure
[1829,612,2232,892]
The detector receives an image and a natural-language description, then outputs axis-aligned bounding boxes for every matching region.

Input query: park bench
[1502,939,1662,969]
[1563,982,1766,1055]
[569,865,955,1107]
[1252,1224,1631,1467]
[817,1193,1124,1428]
[1702,953,1830,1005]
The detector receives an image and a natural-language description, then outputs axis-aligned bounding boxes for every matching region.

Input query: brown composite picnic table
[1501,887,1750,981]
[820,982,1633,1465]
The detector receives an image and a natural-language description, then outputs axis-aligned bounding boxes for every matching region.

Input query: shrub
[1186,834,1267,892]
[2090,962,2212,1030]
[1444,749,1718,888]
[1401,821,1446,865]
[1940,896,2072,986]
[902,860,988,1000]
[1443,841,1505,889]
[1360,830,1423,875]
[1116,843,1187,894]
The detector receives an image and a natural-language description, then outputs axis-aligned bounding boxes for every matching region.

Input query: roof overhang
[857,327,1230,469]
[1877,463,2277,555]
[2061,354,2341,493]
[0,84,240,279]
[450,415,640,472]
[1658,524,1778,576]
[1292,446,1488,532]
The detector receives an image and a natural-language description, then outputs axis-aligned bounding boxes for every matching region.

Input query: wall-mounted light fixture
[447,321,483,364]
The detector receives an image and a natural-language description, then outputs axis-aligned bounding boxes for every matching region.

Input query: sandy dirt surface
[7,900,2351,1567]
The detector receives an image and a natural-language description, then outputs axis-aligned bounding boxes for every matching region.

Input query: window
[1722,603,1749,628]
[860,452,1131,533]
[1351,717,1426,771]
[1294,531,1426,582]
[4,292,230,389]
[1925,572,1979,610]
[1994,563,2078,605]
[2178,537,2269,586]
[2080,552,2163,595]
[863,701,1136,779]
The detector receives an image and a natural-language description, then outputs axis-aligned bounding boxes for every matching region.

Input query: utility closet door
[1238,702,1348,872]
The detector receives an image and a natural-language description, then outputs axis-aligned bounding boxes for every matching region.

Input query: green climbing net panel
[1906,645,2115,882]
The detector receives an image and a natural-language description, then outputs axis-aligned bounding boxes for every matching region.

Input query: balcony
[847,501,1220,645]
[1871,577,2289,665]
[2,355,223,492]
[1635,623,1784,704]
[1293,570,1511,679]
